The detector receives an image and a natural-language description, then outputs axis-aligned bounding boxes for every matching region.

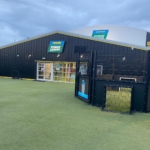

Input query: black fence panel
[147,85,150,111]
[94,80,146,112]
[103,85,133,114]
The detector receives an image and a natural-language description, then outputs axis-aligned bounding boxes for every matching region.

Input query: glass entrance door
[37,62,53,81]
[37,62,45,80]
[45,63,53,80]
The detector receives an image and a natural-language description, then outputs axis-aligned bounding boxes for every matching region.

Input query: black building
[0,30,150,112]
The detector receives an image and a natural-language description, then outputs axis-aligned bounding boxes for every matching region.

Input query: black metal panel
[94,80,146,112]
[147,85,150,111]
[96,47,148,81]
[0,33,77,78]
[0,32,148,80]
[74,46,86,53]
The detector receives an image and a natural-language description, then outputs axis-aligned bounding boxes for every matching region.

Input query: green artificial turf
[0,78,150,150]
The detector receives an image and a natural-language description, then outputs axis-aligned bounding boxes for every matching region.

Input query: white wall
[71,25,147,47]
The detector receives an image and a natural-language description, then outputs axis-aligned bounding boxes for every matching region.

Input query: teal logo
[92,30,109,39]
[47,41,65,53]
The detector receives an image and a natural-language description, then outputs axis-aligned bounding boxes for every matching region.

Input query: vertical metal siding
[0,33,148,79]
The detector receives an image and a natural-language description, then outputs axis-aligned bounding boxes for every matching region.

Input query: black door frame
[75,51,93,103]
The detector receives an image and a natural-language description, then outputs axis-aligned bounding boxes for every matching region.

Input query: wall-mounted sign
[78,78,89,100]
[92,30,109,39]
[47,41,65,53]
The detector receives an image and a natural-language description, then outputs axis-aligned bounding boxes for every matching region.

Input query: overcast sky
[0,0,150,46]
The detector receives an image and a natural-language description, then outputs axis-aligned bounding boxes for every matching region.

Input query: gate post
[144,50,150,112]
[91,51,97,105]
[74,53,80,97]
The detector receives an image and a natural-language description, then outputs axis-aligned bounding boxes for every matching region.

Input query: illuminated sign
[92,30,109,39]
[47,41,65,53]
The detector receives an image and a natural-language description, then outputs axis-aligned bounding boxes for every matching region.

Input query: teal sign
[92,30,109,39]
[47,41,65,53]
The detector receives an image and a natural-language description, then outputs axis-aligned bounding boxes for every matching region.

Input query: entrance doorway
[37,62,53,81]
[36,61,76,82]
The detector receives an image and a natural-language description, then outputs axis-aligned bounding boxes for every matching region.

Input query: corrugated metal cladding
[0,33,148,79]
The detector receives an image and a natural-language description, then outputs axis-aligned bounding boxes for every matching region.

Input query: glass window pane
[79,62,88,75]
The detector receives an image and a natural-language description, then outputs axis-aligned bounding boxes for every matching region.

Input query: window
[53,62,76,83]
[79,62,88,75]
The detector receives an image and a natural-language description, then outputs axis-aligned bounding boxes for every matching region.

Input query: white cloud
[0,0,150,46]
